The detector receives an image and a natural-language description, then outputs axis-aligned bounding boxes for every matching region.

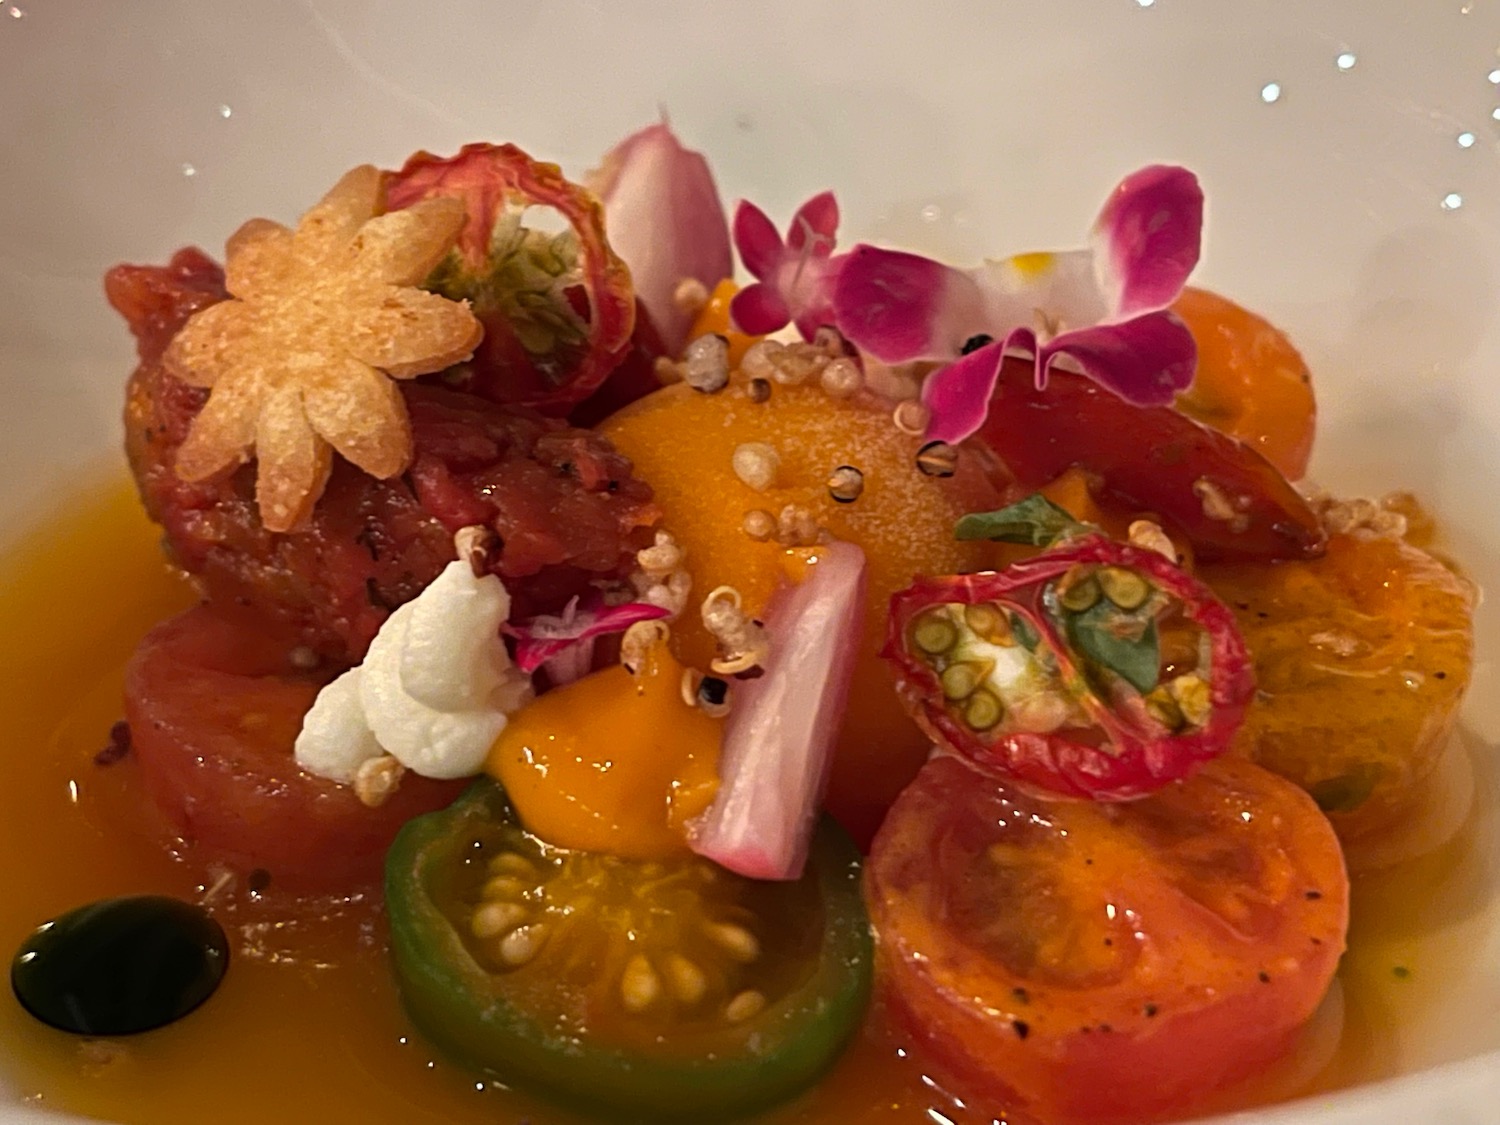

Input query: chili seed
[965,689,1004,731]
[725,989,767,1023]
[912,612,958,656]
[621,955,662,1013]
[704,921,760,963]
[746,376,772,403]
[916,441,957,477]
[1058,573,1101,613]
[497,923,548,967]
[487,852,536,878]
[940,662,985,701]
[482,876,527,901]
[813,325,849,356]
[827,465,865,504]
[1097,566,1150,610]
[964,603,1012,644]
[471,902,528,940]
[663,953,708,1005]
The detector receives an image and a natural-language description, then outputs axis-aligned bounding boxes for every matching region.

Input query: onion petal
[690,541,868,880]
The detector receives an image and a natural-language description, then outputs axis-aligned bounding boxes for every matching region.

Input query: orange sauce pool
[0,477,1489,1125]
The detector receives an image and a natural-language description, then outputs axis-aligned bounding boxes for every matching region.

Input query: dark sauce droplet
[11,895,228,1035]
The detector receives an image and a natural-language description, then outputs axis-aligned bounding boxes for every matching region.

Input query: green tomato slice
[385,780,872,1121]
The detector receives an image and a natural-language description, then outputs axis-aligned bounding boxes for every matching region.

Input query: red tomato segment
[123,606,466,891]
[976,357,1325,562]
[866,754,1349,1125]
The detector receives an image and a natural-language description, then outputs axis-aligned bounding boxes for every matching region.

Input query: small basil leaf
[1065,602,1160,694]
[955,494,1085,546]
[1009,611,1041,651]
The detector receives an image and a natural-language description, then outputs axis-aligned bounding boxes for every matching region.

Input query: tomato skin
[1172,287,1316,481]
[977,357,1324,562]
[124,605,466,891]
[883,537,1255,800]
[385,143,636,414]
[866,754,1349,1125]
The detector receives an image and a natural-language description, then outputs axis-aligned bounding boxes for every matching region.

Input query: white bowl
[2,2,1498,1122]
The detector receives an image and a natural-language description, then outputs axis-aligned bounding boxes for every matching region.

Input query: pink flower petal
[588,122,733,356]
[732,199,785,280]
[924,313,1197,444]
[832,245,982,363]
[921,337,1013,445]
[786,190,839,256]
[729,281,792,335]
[510,600,670,674]
[1040,311,1198,405]
[1092,165,1204,319]
[690,541,867,881]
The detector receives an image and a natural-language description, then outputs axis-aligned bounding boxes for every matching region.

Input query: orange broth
[0,477,1486,1125]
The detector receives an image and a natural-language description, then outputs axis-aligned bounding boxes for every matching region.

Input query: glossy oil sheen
[0,478,1490,1125]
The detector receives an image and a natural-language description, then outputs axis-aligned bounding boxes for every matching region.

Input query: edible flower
[831,165,1204,444]
[509,597,672,684]
[729,192,842,339]
[588,122,734,355]
[295,539,531,791]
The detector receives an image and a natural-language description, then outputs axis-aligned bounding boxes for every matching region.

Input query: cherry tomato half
[123,605,465,890]
[865,754,1349,1125]
[976,357,1324,562]
[883,536,1255,800]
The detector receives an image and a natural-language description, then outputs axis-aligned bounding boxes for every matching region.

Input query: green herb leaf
[955,494,1085,546]
[1065,601,1160,694]
[1009,611,1041,651]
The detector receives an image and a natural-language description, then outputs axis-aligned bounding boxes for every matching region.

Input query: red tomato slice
[123,606,466,891]
[865,754,1348,1125]
[386,143,636,414]
[976,357,1325,562]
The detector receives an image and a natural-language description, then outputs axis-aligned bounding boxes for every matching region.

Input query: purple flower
[831,165,1205,444]
[729,192,844,339]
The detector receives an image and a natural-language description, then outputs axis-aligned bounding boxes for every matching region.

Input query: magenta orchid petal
[731,199,785,279]
[729,281,793,335]
[1091,164,1204,320]
[787,190,839,256]
[920,339,1008,445]
[832,245,983,363]
[588,122,734,355]
[787,253,844,340]
[510,600,670,674]
[1040,311,1199,405]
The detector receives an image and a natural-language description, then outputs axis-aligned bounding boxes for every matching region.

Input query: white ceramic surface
[2,2,1499,1122]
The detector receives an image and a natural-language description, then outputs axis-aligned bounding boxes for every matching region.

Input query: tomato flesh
[123,605,466,890]
[977,357,1324,562]
[865,754,1349,1125]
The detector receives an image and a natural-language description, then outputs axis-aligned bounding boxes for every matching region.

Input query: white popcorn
[294,556,532,787]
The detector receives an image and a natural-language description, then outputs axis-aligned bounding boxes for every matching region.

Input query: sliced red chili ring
[882,535,1255,799]
[386,142,636,414]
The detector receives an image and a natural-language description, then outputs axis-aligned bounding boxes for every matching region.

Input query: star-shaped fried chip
[163,164,483,532]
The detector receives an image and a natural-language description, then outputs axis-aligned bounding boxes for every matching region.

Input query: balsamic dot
[1305,890,1323,901]
[1258,971,1271,983]
[1144,1003,1158,1018]
[1012,1019,1030,1040]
